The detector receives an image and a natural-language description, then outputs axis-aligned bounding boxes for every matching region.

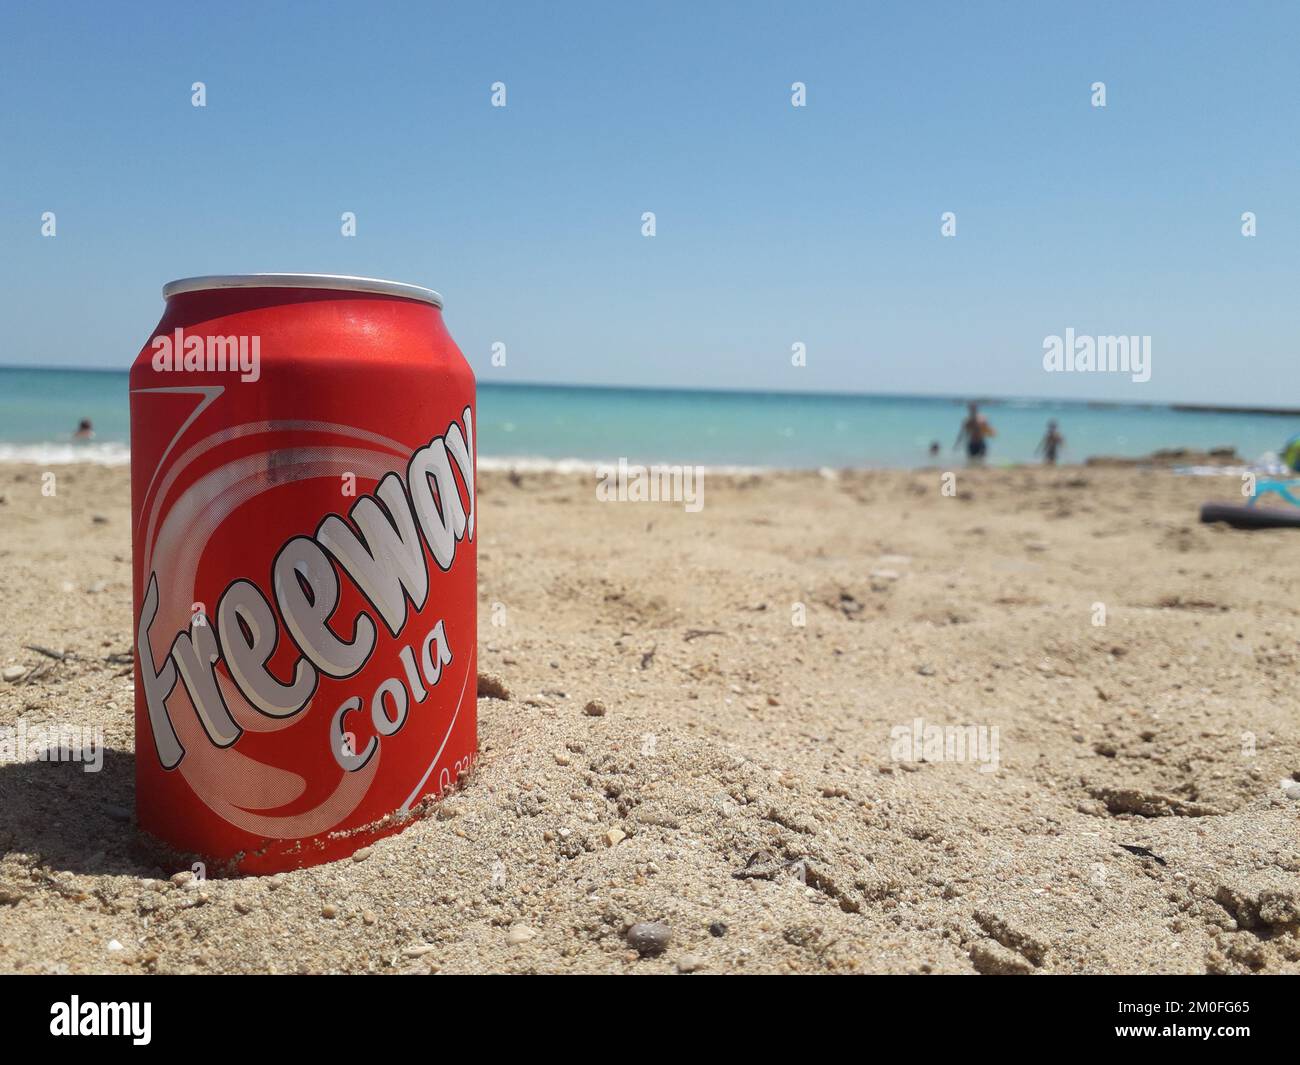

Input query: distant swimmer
[928,440,941,459]
[73,418,94,441]
[1036,420,1064,465]
[953,402,994,465]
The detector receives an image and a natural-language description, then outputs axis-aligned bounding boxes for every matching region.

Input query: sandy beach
[1,461,1297,975]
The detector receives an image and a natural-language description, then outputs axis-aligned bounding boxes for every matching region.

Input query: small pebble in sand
[627,921,671,956]
[102,803,132,823]
[1281,780,1300,800]
[604,828,626,847]
[476,671,512,700]
[709,922,728,937]
[352,847,373,863]
[554,752,571,766]
[916,664,936,676]
[233,901,253,915]
[583,699,607,717]
[506,925,536,945]
[107,939,123,952]
[2,666,25,682]
[362,911,377,926]
[676,954,703,973]
[321,904,338,919]
[92,514,109,525]
[403,943,438,958]
[268,874,286,890]
[169,871,193,888]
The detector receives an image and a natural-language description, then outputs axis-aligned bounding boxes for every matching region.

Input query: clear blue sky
[1,1,1295,405]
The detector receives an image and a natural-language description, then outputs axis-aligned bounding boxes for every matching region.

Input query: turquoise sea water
[0,366,1293,470]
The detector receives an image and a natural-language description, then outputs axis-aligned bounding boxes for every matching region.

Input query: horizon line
[2,363,1298,418]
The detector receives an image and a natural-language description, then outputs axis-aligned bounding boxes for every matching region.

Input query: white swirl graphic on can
[134,410,476,839]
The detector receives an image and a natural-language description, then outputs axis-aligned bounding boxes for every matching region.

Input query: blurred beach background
[2,1,1299,977]
[1,365,1293,470]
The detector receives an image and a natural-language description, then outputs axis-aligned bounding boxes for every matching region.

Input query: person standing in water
[73,418,94,441]
[1036,420,1064,465]
[953,402,994,465]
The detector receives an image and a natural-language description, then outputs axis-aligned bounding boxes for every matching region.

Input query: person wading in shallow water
[1036,419,1064,465]
[954,402,994,465]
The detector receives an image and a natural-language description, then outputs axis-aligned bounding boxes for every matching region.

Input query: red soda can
[129,274,477,874]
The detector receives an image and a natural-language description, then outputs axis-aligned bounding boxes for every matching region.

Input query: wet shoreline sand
[1,463,1297,974]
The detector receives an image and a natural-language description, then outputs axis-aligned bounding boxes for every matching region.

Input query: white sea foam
[479,455,773,475]
[13,441,1268,477]
[0,446,772,475]
[1170,452,1289,477]
[8,443,1273,479]
[0,441,131,466]
[479,455,603,474]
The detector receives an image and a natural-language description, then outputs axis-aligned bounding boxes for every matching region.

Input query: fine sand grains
[0,463,1297,974]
